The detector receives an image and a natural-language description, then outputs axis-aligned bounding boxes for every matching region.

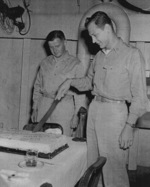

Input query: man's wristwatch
[126,122,135,128]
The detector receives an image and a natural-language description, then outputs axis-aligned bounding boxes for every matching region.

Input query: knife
[32,99,60,132]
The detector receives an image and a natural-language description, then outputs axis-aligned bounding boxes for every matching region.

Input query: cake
[0,129,69,158]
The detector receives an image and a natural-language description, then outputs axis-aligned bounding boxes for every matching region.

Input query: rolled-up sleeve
[126,49,148,125]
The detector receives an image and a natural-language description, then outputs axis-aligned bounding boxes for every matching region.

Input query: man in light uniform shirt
[31,30,84,136]
[55,12,148,186]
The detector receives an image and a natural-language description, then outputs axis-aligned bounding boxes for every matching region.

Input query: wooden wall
[0,38,22,129]
[0,0,150,130]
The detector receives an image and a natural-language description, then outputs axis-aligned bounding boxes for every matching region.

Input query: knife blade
[32,99,60,132]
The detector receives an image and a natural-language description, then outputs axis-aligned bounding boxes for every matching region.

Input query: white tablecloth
[0,137,87,187]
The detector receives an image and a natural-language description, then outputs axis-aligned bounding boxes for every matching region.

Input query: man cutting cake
[55,11,148,187]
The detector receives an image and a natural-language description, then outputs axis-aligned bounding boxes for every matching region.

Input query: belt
[95,96,125,104]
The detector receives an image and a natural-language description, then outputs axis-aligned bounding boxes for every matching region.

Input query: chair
[136,112,150,129]
[23,122,63,134]
[43,123,63,134]
[76,156,107,187]
[128,112,150,170]
[40,183,53,187]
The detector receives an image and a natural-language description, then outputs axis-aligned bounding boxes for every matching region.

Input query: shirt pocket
[104,64,128,89]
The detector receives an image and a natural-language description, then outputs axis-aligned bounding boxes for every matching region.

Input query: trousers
[86,99,130,187]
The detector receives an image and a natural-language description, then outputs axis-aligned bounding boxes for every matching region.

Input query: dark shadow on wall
[43,40,52,56]
[80,29,100,56]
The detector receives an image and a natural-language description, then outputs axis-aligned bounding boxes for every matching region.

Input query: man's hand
[55,79,72,100]
[118,124,134,150]
[31,109,38,122]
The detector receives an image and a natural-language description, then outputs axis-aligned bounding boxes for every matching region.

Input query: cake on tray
[0,129,69,159]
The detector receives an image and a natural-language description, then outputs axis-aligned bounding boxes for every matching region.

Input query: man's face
[87,22,109,49]
[48,38,66,58]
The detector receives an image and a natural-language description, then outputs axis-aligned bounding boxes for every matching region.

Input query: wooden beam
[19,38,31,130]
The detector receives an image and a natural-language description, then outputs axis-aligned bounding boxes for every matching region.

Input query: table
[0,137,87,187]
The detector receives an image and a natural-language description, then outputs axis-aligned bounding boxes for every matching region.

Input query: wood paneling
[0,38,22,129]
[19,39,31,130]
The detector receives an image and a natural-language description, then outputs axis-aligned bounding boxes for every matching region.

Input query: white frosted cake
[0,129,68,157]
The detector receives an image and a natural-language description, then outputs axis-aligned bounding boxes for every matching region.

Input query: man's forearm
[70,77,92,91]
[32,91,42,110]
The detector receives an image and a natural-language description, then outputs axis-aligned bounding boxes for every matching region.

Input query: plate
[18,160,44,170]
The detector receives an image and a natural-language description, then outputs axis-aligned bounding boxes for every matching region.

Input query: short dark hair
[46,30,66,42]
[85,11,114,30]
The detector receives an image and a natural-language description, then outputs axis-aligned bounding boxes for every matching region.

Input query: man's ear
[104,24,112,34]
[104,24,110,31]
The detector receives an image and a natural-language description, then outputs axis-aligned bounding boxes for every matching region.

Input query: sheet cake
[0,129,68,158]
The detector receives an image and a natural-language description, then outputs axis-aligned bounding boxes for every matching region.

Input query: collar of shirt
[113,38,124,54]
[102,37,124,55]
[53,50,69,64]
[102,48,111,55]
